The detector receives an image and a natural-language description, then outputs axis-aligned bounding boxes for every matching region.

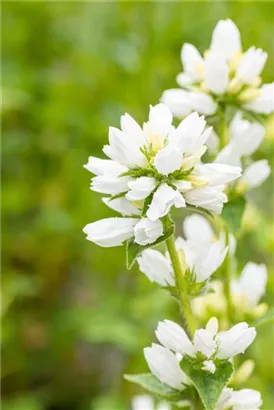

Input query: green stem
[219,104,227,150]
[165,232,196,339]
[223,225,234,324]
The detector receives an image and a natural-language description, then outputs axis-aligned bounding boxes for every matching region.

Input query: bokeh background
[2,2,274,409]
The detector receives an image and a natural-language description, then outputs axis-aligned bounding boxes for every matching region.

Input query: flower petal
[137,249,175,286]
[83,218,137,247]
[210,19,242,60]
[155,320,195,357]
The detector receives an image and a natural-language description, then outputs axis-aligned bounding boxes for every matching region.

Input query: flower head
[85,105,241,223]
[145,317,256,385]
[162,19,274,118]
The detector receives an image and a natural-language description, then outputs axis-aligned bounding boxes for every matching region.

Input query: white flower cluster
[137,214,228,286]
[144,317,256,385]
[185,214,268,320]
[82,17,271,409]
[162,19,274,118]
[83,104,241,247]
[214,112,271,192]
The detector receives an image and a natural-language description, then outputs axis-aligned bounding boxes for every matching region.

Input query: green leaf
[126,217,174,269]
[124,373,183,402]
[181,358,233,410]
[221,196,246,234]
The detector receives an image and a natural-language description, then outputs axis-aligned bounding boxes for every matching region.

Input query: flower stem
[219,104,227,150]
[165,232,196,339]
[223,225,234,324]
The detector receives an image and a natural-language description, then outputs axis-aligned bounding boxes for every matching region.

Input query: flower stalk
[164,220,196,338]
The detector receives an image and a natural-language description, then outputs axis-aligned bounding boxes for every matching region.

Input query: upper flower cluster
[83,104,241,247]
[162,19,274,118]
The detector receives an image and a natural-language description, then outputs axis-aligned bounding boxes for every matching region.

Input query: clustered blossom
[82,17,271,409]
[83,104,241,247]
[214,112,271,192]
[144,317,256,385]
[162,19,274,118]
[137,214,228,286]
[192,261,268,322]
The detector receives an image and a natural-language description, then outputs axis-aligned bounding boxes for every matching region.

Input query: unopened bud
[232,360,255,385]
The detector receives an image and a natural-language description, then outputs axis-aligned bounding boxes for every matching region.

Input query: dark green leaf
[221,196,246,234]
[124,373,183,401]
[126,217,174,269]
[181,358,233,410]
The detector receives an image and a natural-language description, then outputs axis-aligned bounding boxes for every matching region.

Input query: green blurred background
[1,2,274,409]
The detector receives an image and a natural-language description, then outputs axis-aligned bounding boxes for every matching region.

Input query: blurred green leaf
[124,373,184,401]
[222,196,246,235]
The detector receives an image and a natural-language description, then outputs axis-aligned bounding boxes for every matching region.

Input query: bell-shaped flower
[84,104,242,243]
[216,322,256,359]
[215,112,265,167]
[231,262,268,316]
[83,217,164,247]
[238,159,270,191]
[145,318,256,378]
[216,387,262,410]
[133,218,163,246]
[161,19,274,118]
[137,249,175,286]
[144,343,189,390]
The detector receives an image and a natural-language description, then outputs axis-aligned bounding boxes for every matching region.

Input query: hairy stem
[165,230,196,338]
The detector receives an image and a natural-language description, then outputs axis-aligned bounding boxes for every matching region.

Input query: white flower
[102,197,140,216]
[83,218,138,247]
[134,218,163,245]
[162,19,273,117]
[215,112,265,167]
[126,177,157,201]
[146,318,255,378]
[217,387,262,410]
[132,395,154,410]
[239,159,270,190]
[244,83,274,114]
[232,262,267,308]
[155,320,195,357]
[85,105,242,237]
[230,389,262,410]
[216,388,234,410]
[132,395,171,410]
[137,249,175,286]
[136,217,227,286]
[83,216,164,247]
[144,343,188,390]
[147,183,186,221]
[236,47,267,85]
[184,185,228,214]
[216,322,256,359]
